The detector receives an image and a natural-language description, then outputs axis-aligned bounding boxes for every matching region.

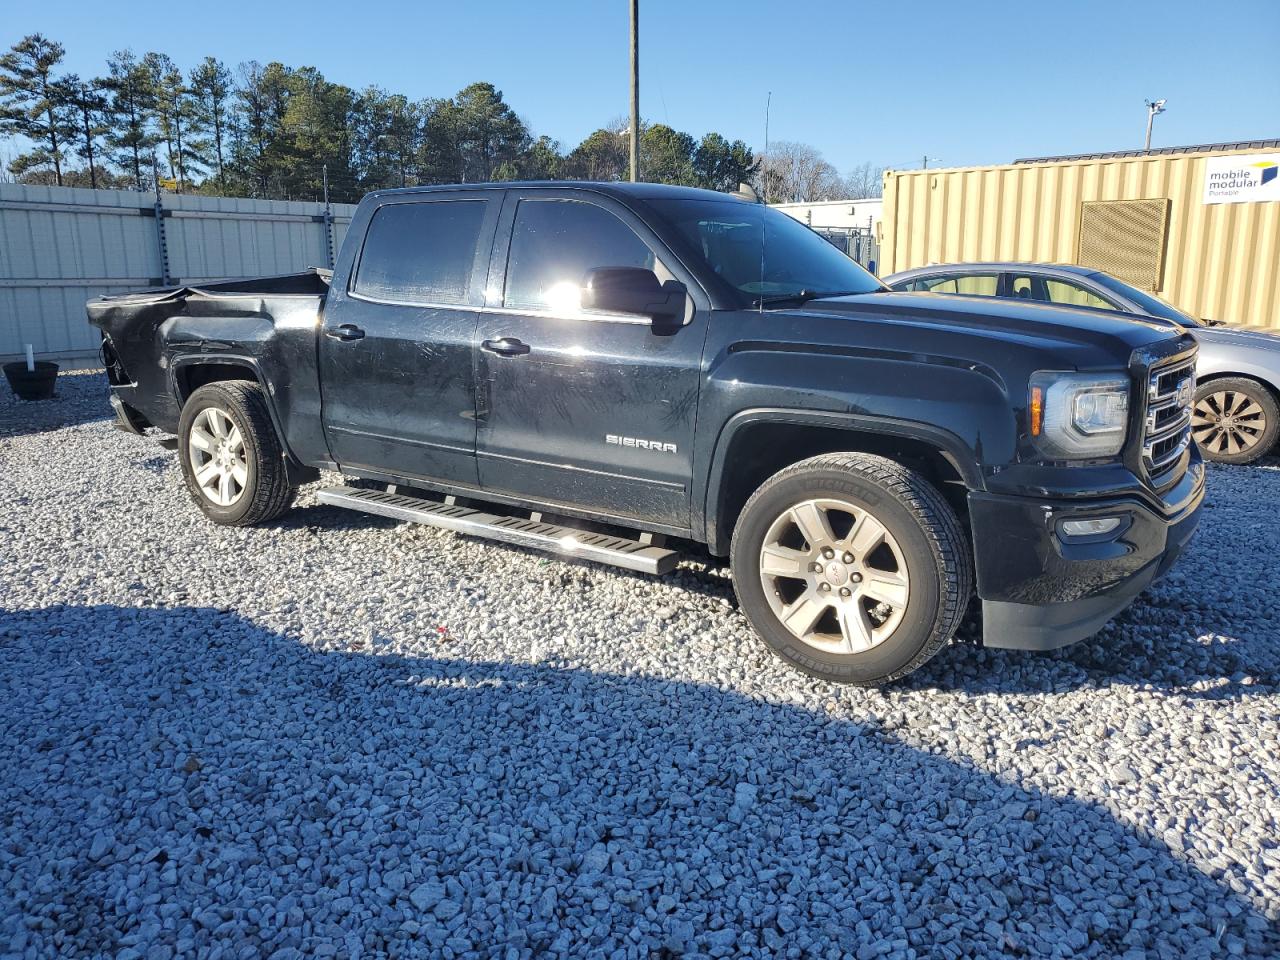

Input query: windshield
[1089,273,1198,327]
[648,198,885,305]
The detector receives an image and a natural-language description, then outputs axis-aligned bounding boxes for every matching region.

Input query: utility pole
[629,0,640,182]
[921,156,938,169]
[1144,98,1167,152]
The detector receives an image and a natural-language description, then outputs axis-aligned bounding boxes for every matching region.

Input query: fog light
[1061,517,1122,538]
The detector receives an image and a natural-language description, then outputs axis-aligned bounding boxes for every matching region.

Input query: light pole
[629,0,639,182]
[1144,99,1166,152]
[922,156,940,169]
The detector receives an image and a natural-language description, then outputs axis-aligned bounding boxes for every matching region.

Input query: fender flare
[699,407,984,552]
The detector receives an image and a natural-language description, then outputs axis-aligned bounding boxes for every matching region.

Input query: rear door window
[353,199,489,305]
[1042,278,1117,311]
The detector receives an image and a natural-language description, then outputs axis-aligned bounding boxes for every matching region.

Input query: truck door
[474,190,708,531]
[320,192,499,485]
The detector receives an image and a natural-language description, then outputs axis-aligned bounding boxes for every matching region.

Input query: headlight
[1030,372,1130,458]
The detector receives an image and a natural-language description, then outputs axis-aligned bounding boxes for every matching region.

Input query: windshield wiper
[752,289,872,308]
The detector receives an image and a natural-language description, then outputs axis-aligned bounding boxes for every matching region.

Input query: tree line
[0,33,882,203]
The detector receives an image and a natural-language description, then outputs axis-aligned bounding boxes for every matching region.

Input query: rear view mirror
[582,267,686,326]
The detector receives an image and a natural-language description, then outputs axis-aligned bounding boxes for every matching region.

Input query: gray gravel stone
[1,372,1278,958]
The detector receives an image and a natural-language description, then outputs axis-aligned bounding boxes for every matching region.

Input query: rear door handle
[481,337,530,357]
[325,324,365,342]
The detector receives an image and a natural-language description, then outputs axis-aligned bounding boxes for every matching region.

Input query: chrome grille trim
[1142,356,1196,476]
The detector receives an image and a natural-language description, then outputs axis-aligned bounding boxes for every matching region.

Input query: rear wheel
[730,453,972,685]
[178,381,297,525]
[1192,377,1278,464]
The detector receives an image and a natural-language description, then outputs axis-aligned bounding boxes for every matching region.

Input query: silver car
[884,262,1280,464]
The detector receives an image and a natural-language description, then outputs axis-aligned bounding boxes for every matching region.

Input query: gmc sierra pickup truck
[88,182,1204,684]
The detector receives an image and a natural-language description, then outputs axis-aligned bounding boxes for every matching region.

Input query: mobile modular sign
[1202,153,1280,204]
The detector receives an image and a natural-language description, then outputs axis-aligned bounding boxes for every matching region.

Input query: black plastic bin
[3,361,59,401]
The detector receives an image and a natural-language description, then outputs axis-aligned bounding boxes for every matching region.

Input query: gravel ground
[1,371,1278,960]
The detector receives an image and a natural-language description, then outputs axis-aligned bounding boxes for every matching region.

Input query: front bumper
[972,458,1205,651]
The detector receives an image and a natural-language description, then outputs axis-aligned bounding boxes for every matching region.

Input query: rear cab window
[352,199,490,306]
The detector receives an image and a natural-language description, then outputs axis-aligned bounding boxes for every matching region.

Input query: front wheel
[730,453,973,685]
[177,381,297,526]
[1192,377,1278,464]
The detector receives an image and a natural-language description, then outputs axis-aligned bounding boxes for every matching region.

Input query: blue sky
[5,0,1278,171]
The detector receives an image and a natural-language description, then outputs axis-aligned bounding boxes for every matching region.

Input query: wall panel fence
[0,183,356,362]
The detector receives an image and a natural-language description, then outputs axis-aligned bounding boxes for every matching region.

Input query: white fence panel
[0,183,357,361]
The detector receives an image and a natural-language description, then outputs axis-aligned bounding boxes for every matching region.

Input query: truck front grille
[1143,355,1195,479]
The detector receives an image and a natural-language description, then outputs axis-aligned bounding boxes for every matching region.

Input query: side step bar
[315,485,679,575]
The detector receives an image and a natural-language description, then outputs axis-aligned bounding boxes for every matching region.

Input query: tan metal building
[879,142,1280,329]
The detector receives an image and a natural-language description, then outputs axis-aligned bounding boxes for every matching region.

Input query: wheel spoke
[218,470,233,504]
[189,427,215,453]
[790,502,835,549]
[231,463,248,487]
[195,462,220,487]
[861,569,909,608]
[781,591,829,636]
[1237,400,1264,420]
[761,543,808,577]
[204,408,226,438]
[836,604,876,653]
[226,425,243,450]
[1227,392,1248,415]
[848,513,887,555]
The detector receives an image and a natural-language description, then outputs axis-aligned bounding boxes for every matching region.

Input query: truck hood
[788,288,1187,371]
[796,291,1178,359]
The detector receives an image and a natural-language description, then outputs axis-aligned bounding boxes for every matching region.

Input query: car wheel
[177,381,298,526]
[1192,377,1279,465]
[730,453,972,685]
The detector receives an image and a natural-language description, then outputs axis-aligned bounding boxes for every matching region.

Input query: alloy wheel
[187,407,248,507]
[758,497,910,655]
[1193,391,1267,458]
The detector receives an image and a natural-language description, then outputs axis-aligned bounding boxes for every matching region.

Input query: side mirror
[582,267,686,326]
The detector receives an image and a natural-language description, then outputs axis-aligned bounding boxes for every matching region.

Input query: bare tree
[844,161,885,199]
[757,140,847,203]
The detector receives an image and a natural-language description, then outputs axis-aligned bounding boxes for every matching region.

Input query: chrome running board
[316,485,679,575]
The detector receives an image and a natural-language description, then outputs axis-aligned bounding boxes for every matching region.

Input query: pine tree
[103,50,157,191]
[62,74,110,189]
[189,57,232,189]
[0,34,73,185]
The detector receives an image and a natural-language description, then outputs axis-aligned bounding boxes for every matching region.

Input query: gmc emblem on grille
[606,434,677,453]
[1176,380,1193,407]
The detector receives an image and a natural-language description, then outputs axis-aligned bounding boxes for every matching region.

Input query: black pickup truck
[89,182,1204,684]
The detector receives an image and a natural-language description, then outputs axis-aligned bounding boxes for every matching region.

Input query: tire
[730,453,973,685]
[1192,377,1279,465]
[177,381,298,526]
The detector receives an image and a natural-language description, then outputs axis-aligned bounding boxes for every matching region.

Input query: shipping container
[880,146,1280,329]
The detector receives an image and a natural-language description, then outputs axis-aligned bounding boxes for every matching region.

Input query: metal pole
[1144,108,1155,152]
[322,164,335,270]
[629,0,640,182]
[922,155,928,170]
[152,153,171,286]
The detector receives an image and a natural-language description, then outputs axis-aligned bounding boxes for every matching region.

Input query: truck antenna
[759,90,771,315]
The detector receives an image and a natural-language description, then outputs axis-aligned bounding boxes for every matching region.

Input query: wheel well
[1196,371,1279,402]
[709,422,971,554]
[176,362,259,402]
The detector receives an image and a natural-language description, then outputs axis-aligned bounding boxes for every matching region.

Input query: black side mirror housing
[582,267,686,326]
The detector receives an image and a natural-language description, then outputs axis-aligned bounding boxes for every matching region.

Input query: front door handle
[325,324,365,342]
[481,337,531,357]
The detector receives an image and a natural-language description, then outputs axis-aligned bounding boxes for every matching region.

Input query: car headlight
[1030,372,1130,458]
